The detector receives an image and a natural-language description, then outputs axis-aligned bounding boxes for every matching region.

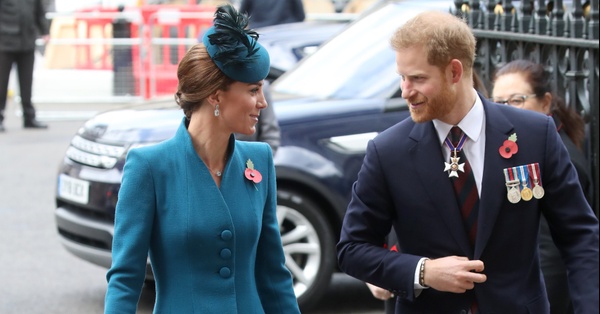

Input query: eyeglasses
[492,94,537,107]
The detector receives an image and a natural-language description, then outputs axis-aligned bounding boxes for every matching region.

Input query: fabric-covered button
[219,267,231,278]
[220,248,232,259]
[221,230,232,240]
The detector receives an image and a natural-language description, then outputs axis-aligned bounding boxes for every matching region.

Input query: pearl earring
[214,104,220,117]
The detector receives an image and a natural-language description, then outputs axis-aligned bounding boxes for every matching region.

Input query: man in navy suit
[337,11,599,314]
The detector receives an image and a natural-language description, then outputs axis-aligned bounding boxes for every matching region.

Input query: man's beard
[409,80,457,123]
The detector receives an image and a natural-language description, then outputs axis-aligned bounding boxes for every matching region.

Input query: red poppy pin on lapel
[499,133,518,159]
[245,159,262,190]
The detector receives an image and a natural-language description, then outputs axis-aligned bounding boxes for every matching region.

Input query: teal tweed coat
[105,118,300,314]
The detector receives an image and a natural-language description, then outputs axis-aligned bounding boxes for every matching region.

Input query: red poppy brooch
[499,133,518,159]
[244,159,262,189]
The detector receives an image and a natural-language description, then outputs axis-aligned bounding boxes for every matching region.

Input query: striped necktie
[449,126,480,314]
[448,126,479,246]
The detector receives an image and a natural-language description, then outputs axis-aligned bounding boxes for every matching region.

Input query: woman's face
[218,81,268,135]
[492,72,549,114]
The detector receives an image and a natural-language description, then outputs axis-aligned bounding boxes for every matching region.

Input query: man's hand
[423,256,486,293]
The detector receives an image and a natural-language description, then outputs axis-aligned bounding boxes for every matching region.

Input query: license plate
[58,174,90,204]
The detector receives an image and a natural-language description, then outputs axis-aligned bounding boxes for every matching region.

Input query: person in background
[0,0,49,132]
[337,10,598,313]
[104,5,300,313]
[239,0,305,29]
[492,59,593,314]
[342,0,382,14]
[364,230,398,314]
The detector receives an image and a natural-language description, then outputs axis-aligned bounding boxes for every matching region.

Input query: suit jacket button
[221,230,232,240]
[220,248,232,259]
[219,267,231,278]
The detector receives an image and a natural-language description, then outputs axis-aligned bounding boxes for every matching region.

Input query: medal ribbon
[503,168,511,182]
[511,167,519,183]
[528,163,542,186]
[444,132,468,154]
[518,165,530,188]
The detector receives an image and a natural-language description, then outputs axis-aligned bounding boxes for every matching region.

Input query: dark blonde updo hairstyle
[174,44,234,119]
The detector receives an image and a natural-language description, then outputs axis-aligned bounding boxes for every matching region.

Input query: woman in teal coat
[104,5,300,313]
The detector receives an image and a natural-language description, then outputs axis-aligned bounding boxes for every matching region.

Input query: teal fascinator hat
[202,5,270,83]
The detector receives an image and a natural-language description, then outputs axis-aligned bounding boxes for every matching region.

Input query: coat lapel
[174,120,231,220]
[474,100,516,258]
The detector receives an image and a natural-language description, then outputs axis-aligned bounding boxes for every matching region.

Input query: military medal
[518,165,533,201]
[507,182,521,203]
[529,163,544,199]
[532,184,544,199]
[521,186,533,201]
[444,150,464,178]
[504,168,521,203]
[443,132,468,178]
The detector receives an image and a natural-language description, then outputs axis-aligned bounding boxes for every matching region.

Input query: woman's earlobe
[207,90,221,106]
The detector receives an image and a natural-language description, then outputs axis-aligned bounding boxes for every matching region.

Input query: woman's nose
[258,93,268,108]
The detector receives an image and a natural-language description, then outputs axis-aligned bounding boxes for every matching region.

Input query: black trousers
[0,50,37,122]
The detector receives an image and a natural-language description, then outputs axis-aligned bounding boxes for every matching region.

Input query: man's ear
[448,59,464,84]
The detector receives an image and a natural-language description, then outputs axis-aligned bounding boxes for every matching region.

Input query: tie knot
[449,126,464,147]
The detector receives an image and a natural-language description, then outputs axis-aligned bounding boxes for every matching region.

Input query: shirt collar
[432,89,484,145]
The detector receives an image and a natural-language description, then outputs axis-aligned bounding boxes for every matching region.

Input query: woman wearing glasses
[492,59,592,314]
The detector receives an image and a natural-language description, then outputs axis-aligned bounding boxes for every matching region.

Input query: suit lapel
[409,122,472,257]
[474,100,516,258]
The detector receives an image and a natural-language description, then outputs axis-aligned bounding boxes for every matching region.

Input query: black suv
[55,0,450,308]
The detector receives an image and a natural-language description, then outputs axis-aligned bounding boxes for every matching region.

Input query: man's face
[396,45,456,123]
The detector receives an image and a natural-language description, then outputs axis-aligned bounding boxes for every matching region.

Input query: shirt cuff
[413,257,430,292]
